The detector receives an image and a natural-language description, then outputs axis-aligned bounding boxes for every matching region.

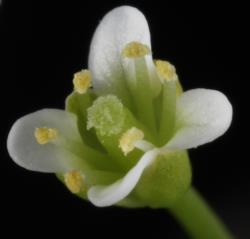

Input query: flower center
[87,95,125,136]
[73,69,92,94]
[122,41,150,58]
[119,127,144,156]
[64,170,83,194]
[155,60,178,82]
[34,127,58,144]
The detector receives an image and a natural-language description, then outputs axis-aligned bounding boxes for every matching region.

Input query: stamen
[134,140,155,152]
[119,127,144,156]
[73,69,92,94]
[122,41,150,58]
[34,127,58,144]
[64,170,83,194]
[155,60,178,82]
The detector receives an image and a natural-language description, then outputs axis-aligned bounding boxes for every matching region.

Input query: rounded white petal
[7,109,83,173]
[87,149,159,207]
[164,89,233,150]
[88,6,151,92]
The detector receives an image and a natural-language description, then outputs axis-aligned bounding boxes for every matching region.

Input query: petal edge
[87,149,159,207]
[164,89,233,150]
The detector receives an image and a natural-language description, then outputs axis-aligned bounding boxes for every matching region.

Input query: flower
[7,6,232,208]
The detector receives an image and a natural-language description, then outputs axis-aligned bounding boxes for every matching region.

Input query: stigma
[122,41,150,58]
[119,127,144,156]
[64,170,83,194]
[155,60,178,82]
[73,69,92,94]
[34,127,58,144]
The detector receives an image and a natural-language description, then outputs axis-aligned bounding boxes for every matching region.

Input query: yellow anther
[34,127,58,144]
[73,70,92,94]
[64,170,83,194]
[119,127,144,156]
[122,41,150,58]
[155,60,178,82]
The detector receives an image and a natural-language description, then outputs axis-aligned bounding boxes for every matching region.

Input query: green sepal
[56,170,123,200]
[56,170,149,208]
[65,91,104,151]
[65,91,121,171]
[134,150,192,208]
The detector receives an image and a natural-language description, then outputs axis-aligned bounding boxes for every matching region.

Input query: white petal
[88,6,151,93]
[164,89,233,150]
[7,109,83,173]
[87,149,159,207]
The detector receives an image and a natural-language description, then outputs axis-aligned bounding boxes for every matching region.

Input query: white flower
[7,6,232,208]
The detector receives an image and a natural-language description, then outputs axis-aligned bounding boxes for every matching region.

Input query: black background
[1,0,249,238]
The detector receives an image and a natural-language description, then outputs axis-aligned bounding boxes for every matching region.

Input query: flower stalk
[170,188,234,239]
